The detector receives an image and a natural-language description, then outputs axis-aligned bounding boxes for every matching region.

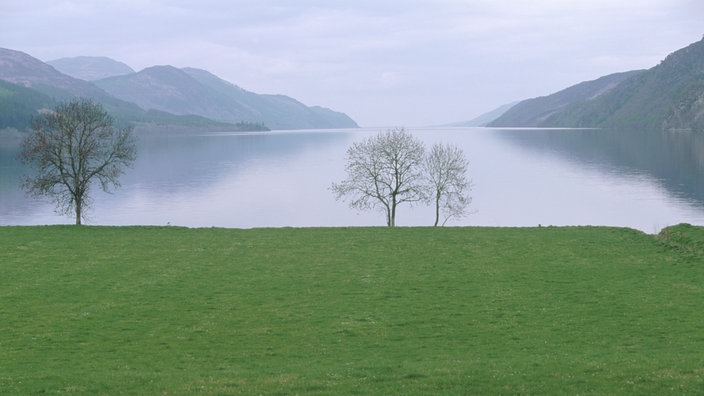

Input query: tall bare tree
[424,142,472,226]
[331,128,425,226]
[20,98,136,225]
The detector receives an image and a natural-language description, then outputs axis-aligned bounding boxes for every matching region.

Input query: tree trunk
[433,194,440,227]
[390,196,397,227]
[75,201,82,225]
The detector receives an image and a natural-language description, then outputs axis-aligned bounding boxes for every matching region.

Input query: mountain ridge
[0,48,117,101]
[489,36,704,131]
[47,56,135,81]
[488,70,645,127]
[447,102,518,127]
[0,48,358,132]
[0,48,252,132]
[95,65,358,130]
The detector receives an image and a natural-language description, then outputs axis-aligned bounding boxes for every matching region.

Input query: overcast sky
[1,1,702,127]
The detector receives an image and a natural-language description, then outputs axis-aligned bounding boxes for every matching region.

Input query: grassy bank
[1,225,703,394]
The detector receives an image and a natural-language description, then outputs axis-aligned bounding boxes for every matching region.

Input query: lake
[1,127,703,233]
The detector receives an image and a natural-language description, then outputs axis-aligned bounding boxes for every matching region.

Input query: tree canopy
[424,143,472,226]
[332,128,472,226]
[331,128,426,226]
[20,98,137,224]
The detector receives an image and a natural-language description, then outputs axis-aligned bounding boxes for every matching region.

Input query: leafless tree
[20,98,136,225]
[331,128,425,226]
[424,142,472,226]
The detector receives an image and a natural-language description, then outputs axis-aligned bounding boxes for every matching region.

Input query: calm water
[1,127,703,233]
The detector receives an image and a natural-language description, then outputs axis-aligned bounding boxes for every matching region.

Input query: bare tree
[20,98,136,225]
[424,142,472,226]
[331,128,425,226]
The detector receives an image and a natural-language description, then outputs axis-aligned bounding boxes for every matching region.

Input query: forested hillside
[488,71,644,127]
[0,48,358,132]
[0,79,54,130]
[489,37,704,131]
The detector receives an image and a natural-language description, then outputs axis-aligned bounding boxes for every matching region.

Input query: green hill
[0,48,264,133]
[0,79,54,130]
[490,37,704,131]
[1,225,703,394]
[488,71,644,127]
[0,47,357,132]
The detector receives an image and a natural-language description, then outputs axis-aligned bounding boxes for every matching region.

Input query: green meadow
[1,224,703,394]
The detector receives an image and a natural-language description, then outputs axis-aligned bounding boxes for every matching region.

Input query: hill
[95,66,359,130]
[0,47,122,102]
[1,225,703,394]
[0,79,54,130]
[0,48,245,132]
[446,101,518,127]
[488,70,644,127]
[183,67,359,129]
[490,36,704,131]
[47,56,135,81]
[0,48,358,132]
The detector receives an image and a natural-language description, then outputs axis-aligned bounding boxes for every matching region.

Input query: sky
[1,1,702,127]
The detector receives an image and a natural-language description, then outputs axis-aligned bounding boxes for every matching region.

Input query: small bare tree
[424,142,472,226]
[20,98,136,225]
[331,128,425,226]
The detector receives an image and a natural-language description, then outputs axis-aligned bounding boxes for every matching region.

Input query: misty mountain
[0,47,358,132]
[488,70,645,127]
[490,37,704,131]
[0,47,141,124]
[0,47,122,102]
[95,66,358,130]
[0,48,252,132]
[447,102,518,127]
[95,65,235,120]
[48,56,135,81]
[182,67,358,129]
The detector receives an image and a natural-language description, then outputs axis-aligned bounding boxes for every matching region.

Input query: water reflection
[1,127,703,232]
[494,128,704,206]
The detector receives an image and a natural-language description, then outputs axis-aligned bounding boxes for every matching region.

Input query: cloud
[1,0,702,126]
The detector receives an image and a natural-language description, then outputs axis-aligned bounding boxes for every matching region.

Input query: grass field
[1,224,703,394]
